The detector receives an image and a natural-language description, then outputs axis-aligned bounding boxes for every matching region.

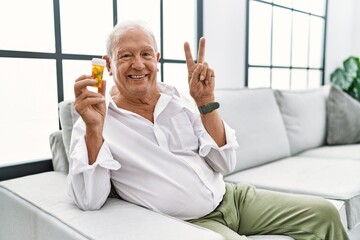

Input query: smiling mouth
[128,74,147,79]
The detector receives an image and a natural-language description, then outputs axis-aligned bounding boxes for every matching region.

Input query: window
[0,0,202,166]
[246,0,327,89]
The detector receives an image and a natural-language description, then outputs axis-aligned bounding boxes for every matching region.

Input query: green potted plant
[330,56,360,102]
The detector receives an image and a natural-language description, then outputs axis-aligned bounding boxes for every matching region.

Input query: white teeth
[130,75,145,79]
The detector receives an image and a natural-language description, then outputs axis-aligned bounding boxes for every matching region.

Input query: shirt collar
[157,82,181,97]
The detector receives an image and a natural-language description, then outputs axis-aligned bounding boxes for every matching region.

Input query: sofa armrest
[0,172,223,240]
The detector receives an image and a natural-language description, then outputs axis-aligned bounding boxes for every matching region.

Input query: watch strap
[198,102,220,115]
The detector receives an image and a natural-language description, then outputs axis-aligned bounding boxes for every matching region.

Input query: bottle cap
[92,58,106,67]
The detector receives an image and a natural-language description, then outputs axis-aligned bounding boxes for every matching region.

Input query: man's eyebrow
[115,49,132,57]
[143,46,154,50]
[116,48,131,53]
[115,45,155,54]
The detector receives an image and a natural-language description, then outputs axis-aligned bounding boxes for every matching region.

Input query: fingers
[76,90,103,102]
[74,74,107,97]
[200,62,208,81]
[184,37,206,66]
[197,37,206,64]
[75,74,91,82]
[189,64,201,89]
[185,37,210,85]
[74,75,96,97]
[184,41,195,70]
[74,89,105,114]
[189,63,215,86]
[74,74,106,112]
[205,68,215,86]
[75,95,105,115]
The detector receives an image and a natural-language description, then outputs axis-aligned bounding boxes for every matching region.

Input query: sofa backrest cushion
[59,100,79,159]
[49,130,69,174]
[216,88,291,172]
[274,86,329,155]
[327,85,360,145]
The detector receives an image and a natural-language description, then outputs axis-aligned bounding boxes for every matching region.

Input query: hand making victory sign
[184,37,226,147]
[184,37,216,106]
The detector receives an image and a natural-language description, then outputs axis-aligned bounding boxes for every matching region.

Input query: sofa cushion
[216,88,291,172]
[225,156,360,229]
[297,144,360,160]
[59,100,79,159]
[326,85,360,145]
[274,87,329,155]
[0,172,223,240]
[49,130,69,174]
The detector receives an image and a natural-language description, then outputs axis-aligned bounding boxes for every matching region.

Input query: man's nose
[131,55,145,70]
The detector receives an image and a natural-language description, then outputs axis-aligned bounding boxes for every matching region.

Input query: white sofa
[217,86,360,239]
[1,85,360,240]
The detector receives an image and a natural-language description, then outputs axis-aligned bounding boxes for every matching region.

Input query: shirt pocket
[170,112,199,150]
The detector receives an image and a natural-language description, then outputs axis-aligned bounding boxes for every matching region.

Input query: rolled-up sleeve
[198,120,239,174]
[67,120,121,210]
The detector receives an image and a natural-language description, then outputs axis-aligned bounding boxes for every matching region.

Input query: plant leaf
[330,68,352,90]
[330,56,360,102]
[343,56,359,78]
[354,78,360,102]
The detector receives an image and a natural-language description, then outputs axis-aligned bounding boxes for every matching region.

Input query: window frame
[245,0,329,89]
[0,0,203,103]
[0,0,203,173]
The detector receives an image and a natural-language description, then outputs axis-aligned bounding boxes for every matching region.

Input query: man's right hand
[74,75,107,165]
[74,74,107,129]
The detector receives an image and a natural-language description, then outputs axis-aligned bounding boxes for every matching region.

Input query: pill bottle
[91,58,106,88]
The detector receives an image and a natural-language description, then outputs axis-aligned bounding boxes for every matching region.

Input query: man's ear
[156,52,161,71]
[102,55,112,76]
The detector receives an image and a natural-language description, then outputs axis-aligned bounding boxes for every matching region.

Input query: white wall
[352,0,360,57]
[204,0,360,88]
[325,0,359,83]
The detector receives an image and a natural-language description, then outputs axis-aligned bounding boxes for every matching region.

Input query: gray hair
[106,20,158,58]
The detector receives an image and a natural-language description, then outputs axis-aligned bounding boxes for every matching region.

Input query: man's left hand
[184,37,216,106]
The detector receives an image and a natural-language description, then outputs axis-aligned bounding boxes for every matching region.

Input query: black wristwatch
[198,102,220,115]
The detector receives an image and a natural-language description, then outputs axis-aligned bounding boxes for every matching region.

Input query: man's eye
[142,52,153,59]
[120,54,132,60]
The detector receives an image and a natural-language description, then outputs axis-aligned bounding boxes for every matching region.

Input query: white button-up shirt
[68,83,238,220]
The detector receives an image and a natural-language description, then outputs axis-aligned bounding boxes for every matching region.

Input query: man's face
[108,27,160,98]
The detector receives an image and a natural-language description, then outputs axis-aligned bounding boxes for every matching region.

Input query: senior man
[68,21,349,240]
